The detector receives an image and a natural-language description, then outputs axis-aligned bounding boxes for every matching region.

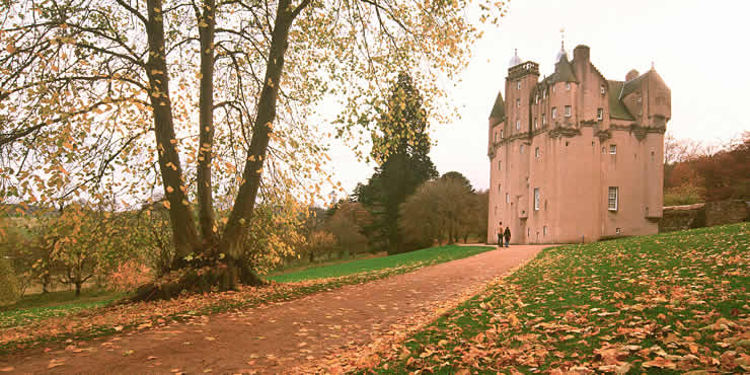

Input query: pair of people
[496,221,511,248]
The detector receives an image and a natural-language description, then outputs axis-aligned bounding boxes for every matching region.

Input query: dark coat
[503,227,511,240]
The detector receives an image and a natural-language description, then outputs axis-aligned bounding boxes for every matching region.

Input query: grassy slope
[373,223,749,374]
[0,290,123,329]
[269,245,494,283]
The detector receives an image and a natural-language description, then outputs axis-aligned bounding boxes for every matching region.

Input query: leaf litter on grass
[362,223,749,374]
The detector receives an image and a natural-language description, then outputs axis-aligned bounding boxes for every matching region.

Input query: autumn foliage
[664,132,750,205]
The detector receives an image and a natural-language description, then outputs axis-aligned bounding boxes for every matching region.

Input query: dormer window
[600,84,606,95]
[564,105,571,117]
[551,107,557,119]
[597,108,604,120]
[517,81,521,90]
[543,90,547,99]
[501,129,504,139]
[565,83,571,91]
[609,144,617,154]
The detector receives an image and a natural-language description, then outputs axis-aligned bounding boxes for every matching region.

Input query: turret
[506,60,539,135]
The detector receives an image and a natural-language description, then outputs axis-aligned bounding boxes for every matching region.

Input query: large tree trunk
[219,0,299,267]
[145,0,201,265]
[196,0,218,246]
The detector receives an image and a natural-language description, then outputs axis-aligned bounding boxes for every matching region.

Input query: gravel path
[0,245,549,374]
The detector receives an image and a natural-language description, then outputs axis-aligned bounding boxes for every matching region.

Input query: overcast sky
[321,0,750,198]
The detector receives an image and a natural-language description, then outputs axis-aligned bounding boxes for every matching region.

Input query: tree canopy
[1,0,507,297]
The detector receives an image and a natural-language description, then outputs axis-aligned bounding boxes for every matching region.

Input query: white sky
[321,0,750,197]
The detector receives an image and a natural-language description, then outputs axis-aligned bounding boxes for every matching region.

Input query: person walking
[497,222,504,248]
[503,226,511,248]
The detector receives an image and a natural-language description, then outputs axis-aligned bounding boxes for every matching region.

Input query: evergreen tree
[356,73,438,254]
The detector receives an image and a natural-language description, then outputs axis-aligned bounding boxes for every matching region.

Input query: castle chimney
[626,69,639,81]
[573,45,590,63]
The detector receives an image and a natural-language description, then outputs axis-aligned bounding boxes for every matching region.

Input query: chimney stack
[573,45,590,63]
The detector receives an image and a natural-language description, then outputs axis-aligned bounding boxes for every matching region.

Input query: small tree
[325,201,371,257]
[399,176,477,249]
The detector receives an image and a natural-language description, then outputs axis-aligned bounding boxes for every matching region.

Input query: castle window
[637,96,642,103]
[597,108,604,120]
[543,90,547,99]
[565,82,571,91]
[543,225,548,236]
[494,131,498,142]
[498,184,501,192]
[506,193,510,203]
[552,85,556,93]
[542,114,546,125]
[535,147,540,158]
[564,105,571,117]
[517,81,521,90]
[501,129,504,138]
[600,84,606,95]
[535,95,539,104]
[551,107,557,119]
[516,119,520,130]
[520,144,525,154]
[497,160,502,170]
[609,144,617,154]
[533,188,540,211]
[608,186,619,211]
[516,98,520,108]
[534,118,538,129]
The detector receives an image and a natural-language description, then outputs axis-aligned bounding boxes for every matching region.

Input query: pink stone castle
[487,44,671,244]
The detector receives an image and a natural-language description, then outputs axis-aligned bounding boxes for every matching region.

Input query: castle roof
[489,91,505,124]
[620,71,649,100]
[607,80,635,120]
[508,49,522,68]
[552,54,578,83]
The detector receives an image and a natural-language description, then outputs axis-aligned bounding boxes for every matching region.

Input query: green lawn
[0,289,123,329]
[371,223,749,374]
[268,244,494,283]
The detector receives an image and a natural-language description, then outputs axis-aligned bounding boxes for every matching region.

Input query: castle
[487,44,671,244]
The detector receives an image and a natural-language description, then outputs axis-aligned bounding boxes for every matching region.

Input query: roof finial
[560,27,565,50]
[651,61,655,70]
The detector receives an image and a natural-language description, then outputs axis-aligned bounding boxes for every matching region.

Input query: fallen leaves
[362,223,749,373]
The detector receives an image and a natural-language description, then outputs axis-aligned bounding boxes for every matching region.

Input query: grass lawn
[371,223,749,374]
[0,289,123,329]
[269,244,494,283]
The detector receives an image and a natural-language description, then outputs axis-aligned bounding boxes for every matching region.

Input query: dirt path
[0,245,549,374]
